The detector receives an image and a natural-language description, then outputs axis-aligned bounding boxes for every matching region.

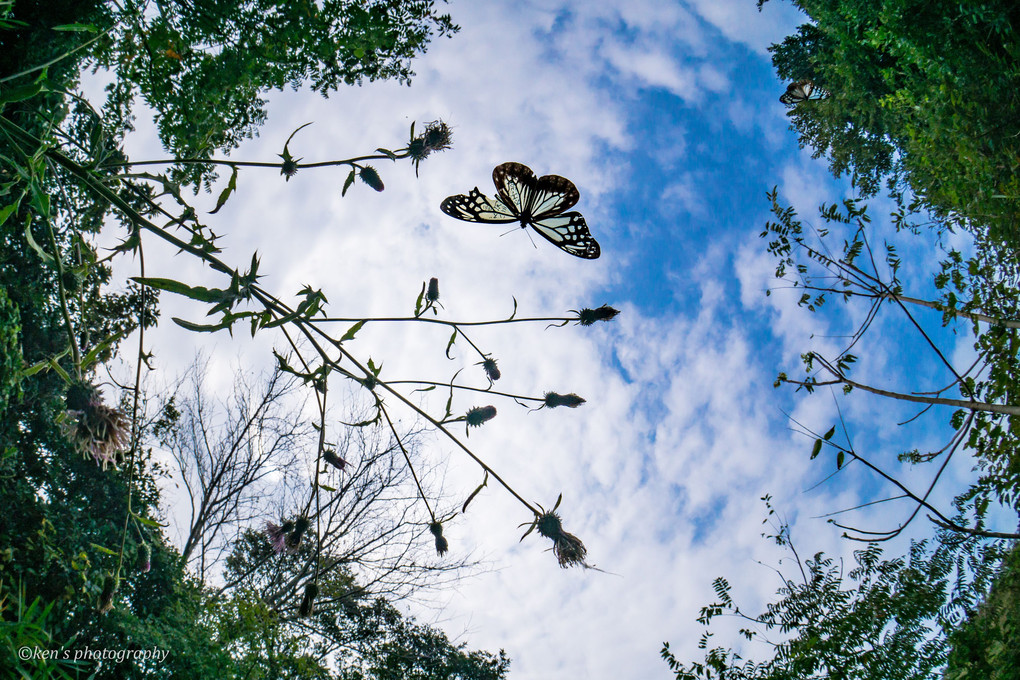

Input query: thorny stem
[319,314,578,327]
[8,115,548,535]
[99,151,411,171]
[117,239,147,579]
[388,379,545,402]
[42,215,82,376]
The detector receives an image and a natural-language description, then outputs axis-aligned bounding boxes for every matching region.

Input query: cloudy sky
[101,1,991,678]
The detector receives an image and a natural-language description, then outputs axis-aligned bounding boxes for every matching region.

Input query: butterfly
[440,162,601,259]
[780,80,829,105]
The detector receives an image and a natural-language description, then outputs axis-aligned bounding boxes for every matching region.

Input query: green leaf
[172,317,234,333]
[342,169,356,196]
[21,346,70,378]
[52,23,97,32]
[822,426,835,440]
[461,472,488,514]
[80,332,124,371]
[132,277,229,304]
[340,319,366,342]
[414,281,425,316]
[0,79,48,105]
[131,514,166,528]
[23,219,55,266]
[318,483,337,492]
[811,438,823,460]
[445,328,457,359]
[0,200,20,228]
[210,165,238,214]
[90,543,118,556]
[375,147,398,160]
[47,357,70,383]
[836,450,845,469]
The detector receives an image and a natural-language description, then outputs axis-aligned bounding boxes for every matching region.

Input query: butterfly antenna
[518,225,539,249]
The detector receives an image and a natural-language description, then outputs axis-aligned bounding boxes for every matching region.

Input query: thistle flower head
[287,516,311,551]
[542,392,585,409]
[465,405,497,428]
[323,448,348,472]
[265,521,288,554]
[98,573,119,614]
[429,521,449,556]
[138,541,151,574]
[479,357,500,383]
[65,383,130,468]
[426,277,440,303]
[280,158,299,180]
[299,582,319,618]
[574,304,620,326]
[359,166,385,191]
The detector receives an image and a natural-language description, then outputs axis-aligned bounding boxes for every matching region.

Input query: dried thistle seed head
[575,304,620,326]
[480,358,500,382]
[426,277,440,303]
[543,392,585,409]
[299,582,319,618]
[65,387,130,469]
[280,158,299,180]
[359,166,384,191]
[552,530,588,569]
[465,405,497,427]
[98,573,119,614]
[323,448,348,471]
[407,120,453,165]
[422,120,453,152]
[535,510,588,568]
[429,521,449,556]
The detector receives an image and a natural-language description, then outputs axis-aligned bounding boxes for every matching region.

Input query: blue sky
[97,1,994,678]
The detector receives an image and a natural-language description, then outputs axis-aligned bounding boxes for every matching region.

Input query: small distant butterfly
[440,162,601,259]
[780,80,829,105]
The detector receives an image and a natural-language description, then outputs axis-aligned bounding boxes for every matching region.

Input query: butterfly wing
[528,211,601,259]
[493,162,579,219]
[440,187,518,223]
[780,80,828,105]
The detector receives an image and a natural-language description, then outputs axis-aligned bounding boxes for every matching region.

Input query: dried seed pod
[429,521,449,556]
[299,582,319,617]
[465,406,497,427]
[543,392,585,409]
[359,166,384,191]
[575,304,620,326]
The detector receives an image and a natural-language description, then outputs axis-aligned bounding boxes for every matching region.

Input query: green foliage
[662,503,1008,680]
[84,0,458,184]
[214,530,510,680]
[765,0,1020,245]
[945,541,1020,680]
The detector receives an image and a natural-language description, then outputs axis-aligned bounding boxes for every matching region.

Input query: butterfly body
[440,162,601,259]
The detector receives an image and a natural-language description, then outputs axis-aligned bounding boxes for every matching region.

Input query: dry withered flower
[429,521,448,556]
